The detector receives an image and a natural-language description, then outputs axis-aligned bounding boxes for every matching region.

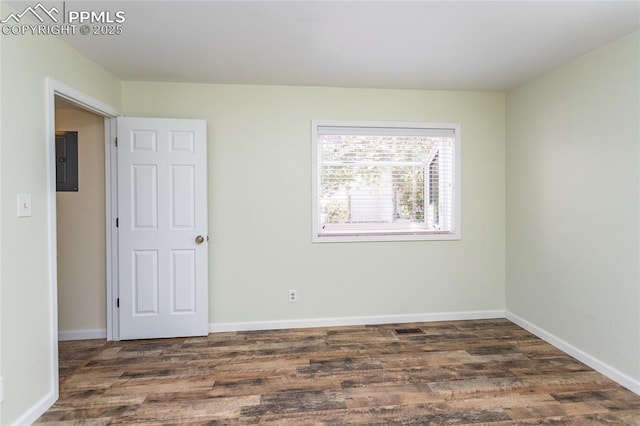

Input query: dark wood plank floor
[38,319,640,424]
[58,339,107,383]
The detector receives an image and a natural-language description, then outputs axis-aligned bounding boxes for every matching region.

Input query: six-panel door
[117,117,208,339]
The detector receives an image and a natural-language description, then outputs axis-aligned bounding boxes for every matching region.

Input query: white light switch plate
[17,194,32,217]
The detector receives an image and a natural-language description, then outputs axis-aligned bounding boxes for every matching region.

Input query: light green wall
[123,83,506,325]
[506,32,640,380]
[0,15,122,423]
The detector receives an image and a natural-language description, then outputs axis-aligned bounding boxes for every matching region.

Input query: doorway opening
[45,78,120,401]
[54,97,108,381]
[55,97,106,341]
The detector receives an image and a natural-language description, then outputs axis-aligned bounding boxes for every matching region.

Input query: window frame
[311,120,462,243]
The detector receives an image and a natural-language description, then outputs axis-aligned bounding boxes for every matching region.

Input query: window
[312,121,461,242]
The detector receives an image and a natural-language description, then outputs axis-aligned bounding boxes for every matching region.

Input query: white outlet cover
[17,194,32,217]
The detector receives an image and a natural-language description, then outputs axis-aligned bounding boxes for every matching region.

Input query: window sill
[313,231,461,243]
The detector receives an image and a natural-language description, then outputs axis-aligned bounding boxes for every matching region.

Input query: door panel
[117,117,208,340]
[171,249,196,313]
[133,249,159,315]
[132,165,158,229]
[171,165,195,229]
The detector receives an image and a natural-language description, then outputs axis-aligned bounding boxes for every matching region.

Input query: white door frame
[44,77,121,399]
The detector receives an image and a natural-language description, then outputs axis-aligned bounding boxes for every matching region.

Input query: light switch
[17,194,32,217]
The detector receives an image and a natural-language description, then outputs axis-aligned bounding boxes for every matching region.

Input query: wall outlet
[288,289,298,303]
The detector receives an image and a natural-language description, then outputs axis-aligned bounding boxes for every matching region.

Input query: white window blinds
[313,121,460,242]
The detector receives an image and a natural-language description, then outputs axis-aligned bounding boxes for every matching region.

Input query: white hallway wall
[506,32,640,387]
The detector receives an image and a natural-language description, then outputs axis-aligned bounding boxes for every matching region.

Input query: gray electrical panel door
[56,131,79,192]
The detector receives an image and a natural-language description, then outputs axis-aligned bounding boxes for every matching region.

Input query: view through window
[312,122,460,242]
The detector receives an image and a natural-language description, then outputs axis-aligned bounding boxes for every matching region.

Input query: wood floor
[38,319,640,425]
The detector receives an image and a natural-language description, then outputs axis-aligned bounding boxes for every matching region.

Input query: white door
[117,117,208,339]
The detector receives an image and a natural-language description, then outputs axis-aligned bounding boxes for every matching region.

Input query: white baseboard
[9,390,56,426]
[505,311,640,396]
[58,328,107,341]
[209,310,505,333]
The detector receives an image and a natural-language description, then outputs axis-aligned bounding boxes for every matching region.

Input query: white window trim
[311,120,462,243]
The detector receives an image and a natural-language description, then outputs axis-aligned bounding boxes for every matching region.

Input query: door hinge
[116,298,120,308]
[116,217,119,228]
[115,137,118,147]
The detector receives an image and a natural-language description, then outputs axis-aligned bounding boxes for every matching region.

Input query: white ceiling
[49,1,640,91]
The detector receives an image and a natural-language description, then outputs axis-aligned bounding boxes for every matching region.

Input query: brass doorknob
[195,235,205,244]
